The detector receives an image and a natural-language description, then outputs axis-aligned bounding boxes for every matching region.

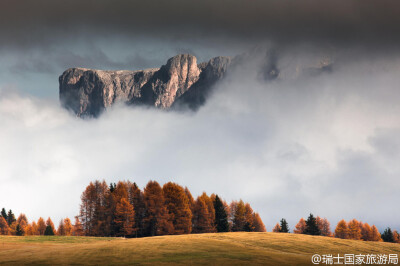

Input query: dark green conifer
[304,213,321,235]
[279,218,289,233]
[214,195,229,232]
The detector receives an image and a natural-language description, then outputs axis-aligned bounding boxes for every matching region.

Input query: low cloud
[0,49,399,231]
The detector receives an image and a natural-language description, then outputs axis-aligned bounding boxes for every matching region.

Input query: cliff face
[59,54,230,117]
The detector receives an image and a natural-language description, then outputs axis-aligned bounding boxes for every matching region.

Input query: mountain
[59,54,231,117]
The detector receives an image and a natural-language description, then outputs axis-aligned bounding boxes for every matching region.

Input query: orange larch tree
[370,225,383,241]
[335,219,349,239]
[272,223,281,232]
[57,219,66,236]
[143,181,173,236]
[253,213,266,232]
[347,219,362,240]
[37,217,46,235]
[115,198,135,237]
[0,216,9,235]
[162,182,192,234]
[361,223,372,241]
[192,196,214,233]
[293,218,306,234]
[64,218,73,236]
[232,200,246,232]
[72,216,84,236]
[128,182,146,237]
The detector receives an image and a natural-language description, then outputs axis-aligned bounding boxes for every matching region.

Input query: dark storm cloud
[1,0,400,50]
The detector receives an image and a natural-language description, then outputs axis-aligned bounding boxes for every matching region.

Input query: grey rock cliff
[59,54,230,117]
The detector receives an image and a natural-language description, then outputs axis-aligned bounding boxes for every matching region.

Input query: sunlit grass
[0,232,399,265]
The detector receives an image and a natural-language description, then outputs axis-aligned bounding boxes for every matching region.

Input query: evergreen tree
[46,217,56,235]
[1,208,7,220]
[213,195,229,232]
[44,225,55,235]
[16,224,24,236]
[279,218,289,233]
[6,210,16,226]
[304,213,321,235]
[381,227,394,242]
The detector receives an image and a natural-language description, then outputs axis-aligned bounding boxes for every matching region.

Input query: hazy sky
[1,0,399,231]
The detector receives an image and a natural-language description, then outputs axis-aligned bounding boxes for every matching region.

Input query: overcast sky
[1,0,400,231]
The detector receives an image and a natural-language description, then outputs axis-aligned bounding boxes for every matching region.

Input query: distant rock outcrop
[59,54,231,117]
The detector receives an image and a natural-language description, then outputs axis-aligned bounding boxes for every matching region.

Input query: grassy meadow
[0,232,399,265]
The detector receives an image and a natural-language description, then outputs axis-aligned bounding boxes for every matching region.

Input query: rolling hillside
[0,232,399,265]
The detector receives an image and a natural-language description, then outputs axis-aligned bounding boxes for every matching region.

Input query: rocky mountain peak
[59,54,230,117]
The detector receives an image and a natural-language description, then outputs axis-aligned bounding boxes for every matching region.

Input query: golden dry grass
[0,232,399,265]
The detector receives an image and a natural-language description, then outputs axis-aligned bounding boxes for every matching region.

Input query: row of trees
[272,214,400,243]
[0,208,82,236]
[78,180,266,237]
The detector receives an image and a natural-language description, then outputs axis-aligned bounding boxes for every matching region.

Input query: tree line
[77,180,266,237]
[271,213,400,243]
[0,208,82,236]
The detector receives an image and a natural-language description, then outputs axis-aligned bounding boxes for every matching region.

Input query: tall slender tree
[0,216,10,235]
[163,182,192,234]
[115,198,135,237]
[213,195,229,232]
[6,210,15,226]
[1,208,7,221]
[37,217,46,235]
[232,200,246,231]
[128,182,146,237]
[192,196,214,233]
[143,181,173,236]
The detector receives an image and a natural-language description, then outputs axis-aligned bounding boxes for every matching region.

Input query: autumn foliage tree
[294,218,306,234]
[115,198,135,237]
[163,182,192,234]
[335,219,349,239]
[192,196,214,233]
[143,181,173,236]
[316,216,332,236]
[272,223,281,232]
[37,217,46,235]
[0,217,10,235]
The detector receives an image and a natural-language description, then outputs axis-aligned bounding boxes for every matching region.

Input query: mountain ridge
[59,54,231,117]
